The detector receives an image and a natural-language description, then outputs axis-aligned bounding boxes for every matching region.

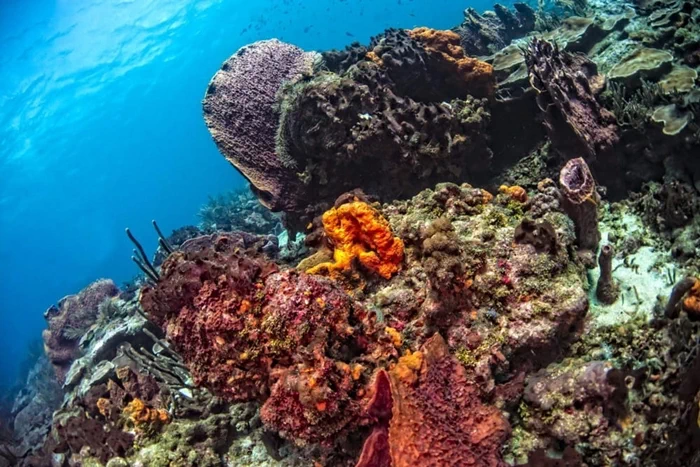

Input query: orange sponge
[683,279,700,317]
[499,185,528,203]
[307,201,404,279]
[409,27,495,98]
[123,398,170,430]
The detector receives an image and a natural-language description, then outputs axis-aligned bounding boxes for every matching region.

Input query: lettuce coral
[307,201,404,280]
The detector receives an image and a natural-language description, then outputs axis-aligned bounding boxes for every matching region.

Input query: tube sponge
[559,157,601,255]
[307,201,404,279]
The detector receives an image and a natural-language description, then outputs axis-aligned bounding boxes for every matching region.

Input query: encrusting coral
[499,184,528,203]
[122,398,170,432]
[306,201,404,280]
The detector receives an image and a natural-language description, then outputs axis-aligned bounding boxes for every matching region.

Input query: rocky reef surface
[2,0,700,466]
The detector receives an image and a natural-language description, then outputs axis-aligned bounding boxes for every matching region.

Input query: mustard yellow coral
[123,398,170,431]
[307,201,404,279]
[392,350,423,385]
[499,185,528,203]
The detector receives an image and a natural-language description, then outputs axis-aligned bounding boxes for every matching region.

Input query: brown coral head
[559,157,596,204]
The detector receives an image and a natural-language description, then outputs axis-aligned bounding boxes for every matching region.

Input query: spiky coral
[307,202,404,280]
[408,27,496,98]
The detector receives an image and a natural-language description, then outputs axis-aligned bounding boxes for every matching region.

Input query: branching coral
[307,202,404,280]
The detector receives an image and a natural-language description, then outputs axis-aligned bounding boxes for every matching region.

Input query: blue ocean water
[0,0,495,388]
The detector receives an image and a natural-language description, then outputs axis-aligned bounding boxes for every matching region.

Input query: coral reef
[5,356,62,461]
[42,279,120,383]
[140,232,394,446]
[19,2,700,466]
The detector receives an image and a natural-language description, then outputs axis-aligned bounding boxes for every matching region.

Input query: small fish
[304,25,313,33]
[345,31,354,37]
